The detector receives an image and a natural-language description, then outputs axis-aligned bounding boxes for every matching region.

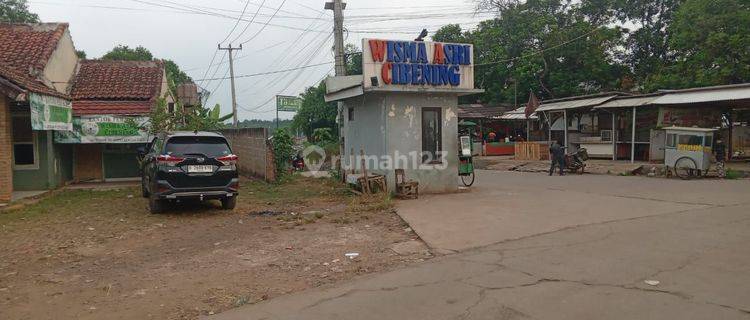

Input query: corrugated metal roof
[653,85,750,105]
[536,95,617,112]
[593,95,662,109]
[457,104,509,119]
[496,107,539,120]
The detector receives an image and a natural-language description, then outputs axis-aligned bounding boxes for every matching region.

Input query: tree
[101,45,154,61]
[291,81,337,140]
[345,43,362,75]
[647,0,750,89]
[100,45,193,97]
[432,24,467,43]
[75,50,87,59]
[1,0,39,23]
[610,0,685,87]
[440,0,628,105]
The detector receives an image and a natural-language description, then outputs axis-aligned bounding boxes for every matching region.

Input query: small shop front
[9,93,75,193]
[55,115,151,182]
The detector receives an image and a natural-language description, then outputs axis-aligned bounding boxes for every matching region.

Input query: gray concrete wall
[220,128,275,182]
[342,94,387,172]
[343,92,459,194]
[385,94,458,193]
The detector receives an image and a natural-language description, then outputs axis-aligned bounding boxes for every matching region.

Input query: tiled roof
[72,100,154,116]
[0,23,70,98]
[71,60,165,115]
[71,60,164,100]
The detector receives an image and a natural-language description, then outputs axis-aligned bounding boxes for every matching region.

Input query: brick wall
[220,128,275,182]
[0,97,12,203]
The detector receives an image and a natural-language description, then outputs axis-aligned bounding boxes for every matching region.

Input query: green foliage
[271,128,295,179]
[345,43,362,75]
[101,45,154,61]
[646,0,750,89]
[163,59,193,85]
[312,127,334,143]
[146,99,231,134]
[438,1,629,104]
[0,0,39,23]
[100,45,193,99]
[291,81,337,140]
[238,118,293,130]
[75,50,87,59]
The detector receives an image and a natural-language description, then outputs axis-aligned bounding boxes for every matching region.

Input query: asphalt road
[210,171,750,319]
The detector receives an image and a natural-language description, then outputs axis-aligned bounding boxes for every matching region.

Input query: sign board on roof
[276,95,302,112]
[29,93,72,131]
[362,39,474,91]
[54,115,151,144]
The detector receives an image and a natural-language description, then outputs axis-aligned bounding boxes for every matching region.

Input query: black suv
[139,131,239,214]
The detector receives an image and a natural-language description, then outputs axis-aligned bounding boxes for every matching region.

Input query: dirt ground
[0,177,430,320]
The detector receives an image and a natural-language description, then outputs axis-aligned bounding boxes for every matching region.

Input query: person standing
[714,137,727,178]
[549,140,566,176]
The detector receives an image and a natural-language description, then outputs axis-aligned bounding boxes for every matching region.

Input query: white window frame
[11,114,40,170]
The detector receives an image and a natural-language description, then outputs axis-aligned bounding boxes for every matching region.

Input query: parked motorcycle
[564,148,589,174]
[291,154,305,172]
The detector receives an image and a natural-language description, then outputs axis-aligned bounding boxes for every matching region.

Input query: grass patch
[0,188,138,225]
[724,169,743,180]
[347,193,393,213]
[241,175,351,206]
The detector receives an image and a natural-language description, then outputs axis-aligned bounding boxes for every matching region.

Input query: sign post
[275,95,302,129]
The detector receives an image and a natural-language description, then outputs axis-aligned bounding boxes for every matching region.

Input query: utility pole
[218,44,242,127]
[326,0,347,76]
[325,0,346,181]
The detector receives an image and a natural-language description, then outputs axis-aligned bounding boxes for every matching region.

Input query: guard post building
[325,38,482,193]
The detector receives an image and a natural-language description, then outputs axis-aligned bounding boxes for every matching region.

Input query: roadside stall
[664,127,717,179]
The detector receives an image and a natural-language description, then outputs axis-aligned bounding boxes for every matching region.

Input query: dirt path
[0,177,430,319]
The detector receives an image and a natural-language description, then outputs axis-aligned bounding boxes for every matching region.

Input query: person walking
[549,140,566,176]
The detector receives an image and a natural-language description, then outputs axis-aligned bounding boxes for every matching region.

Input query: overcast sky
[28,0,493,121]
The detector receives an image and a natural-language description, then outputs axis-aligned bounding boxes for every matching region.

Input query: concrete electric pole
[325,0,346,180]
[326,0,347,77]
[218,44,242,127]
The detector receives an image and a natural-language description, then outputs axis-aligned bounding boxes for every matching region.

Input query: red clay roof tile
[0,23,70,98]
[71,60,164,100]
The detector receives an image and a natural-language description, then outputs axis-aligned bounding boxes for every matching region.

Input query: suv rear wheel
[149,194,164,214]
[221,196,236,210]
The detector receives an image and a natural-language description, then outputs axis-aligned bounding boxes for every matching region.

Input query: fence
[220,128,276,182]
[514,142,550,161]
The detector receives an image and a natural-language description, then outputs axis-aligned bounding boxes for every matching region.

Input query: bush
[272,128,294,179]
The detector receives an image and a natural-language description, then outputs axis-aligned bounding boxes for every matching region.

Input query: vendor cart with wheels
[458,120,476,186]
[664,127,716,180]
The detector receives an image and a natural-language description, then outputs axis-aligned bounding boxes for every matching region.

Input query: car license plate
[187,165,213,173]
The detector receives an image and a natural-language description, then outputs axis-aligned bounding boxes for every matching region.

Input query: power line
[239,0,289,45]
[229,0,268,44]
[219,0,252,45]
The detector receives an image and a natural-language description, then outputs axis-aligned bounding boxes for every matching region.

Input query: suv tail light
[156,154,184,166]
[217,154,238,166]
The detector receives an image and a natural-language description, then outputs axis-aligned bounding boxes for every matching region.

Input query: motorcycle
[291,154,305,172]
[564,147,589,174]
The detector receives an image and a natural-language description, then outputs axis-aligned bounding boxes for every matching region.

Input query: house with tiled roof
[55,59,172,182]
[0,23,79,204]
[1,22,174,204]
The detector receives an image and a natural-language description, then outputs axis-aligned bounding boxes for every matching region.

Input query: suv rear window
[165,136,231,157]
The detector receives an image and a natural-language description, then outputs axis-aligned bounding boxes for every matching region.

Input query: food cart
[458,121,476,186]
[664,127,716,179]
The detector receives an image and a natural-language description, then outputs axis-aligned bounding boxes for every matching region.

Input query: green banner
[29,93,72,131]
[54,115,151,144]
[276,95,302,112]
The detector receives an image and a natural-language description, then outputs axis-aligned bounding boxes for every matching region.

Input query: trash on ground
[644,280,660,286]
[345,252,359,259]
